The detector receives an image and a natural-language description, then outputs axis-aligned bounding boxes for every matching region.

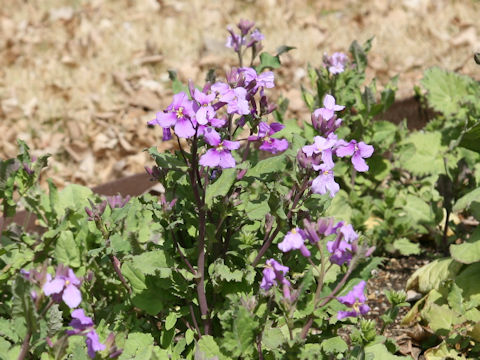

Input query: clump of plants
[5,18,480,359]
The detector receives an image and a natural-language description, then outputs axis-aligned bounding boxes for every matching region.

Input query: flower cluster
[323,52,349,74]
[299,94,373,197]
[148,65,287,169]
[225,19,264,53]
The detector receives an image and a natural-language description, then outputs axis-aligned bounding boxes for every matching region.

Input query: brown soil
[1,0,480,188]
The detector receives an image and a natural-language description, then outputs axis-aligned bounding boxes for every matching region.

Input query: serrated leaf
[195,335,227,360]
[55,230,81,268]
[453,186,480,212]
[450,228,480,264]
[393,238,421,256]
[130,250,172,278]
[261,327,285,350]
[221,307,258,357]
[365,343,410,359]
[398,132,445,176]
[119,332,156,360]
[256,52,281,73]
[372,121,397,145]
[245,155,286,178]
[54,184,93,217]
[406,258,462,294]
[205,169,236,207]
[321,336,348,354]
[421,67,473,115]
[402,194,434,225]
[460,122,480,154]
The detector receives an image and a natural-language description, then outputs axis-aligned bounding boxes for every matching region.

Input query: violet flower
[302,135,337,168]
[323,52,349,74]
[68,309,106,359]
[248,122,288,154]
[43,266,82,308]
[337,281,370,320]
[193,89,216,125]
[326,222,359,265]
[278,228,311,257]
[199,131,240,169]
[314,94,345,121]
[148,92,196,139]
[336,140,374,172]
[86,331,106,358]
[311,164,340,198]
[260,259,289,291]
[106,194,130,209]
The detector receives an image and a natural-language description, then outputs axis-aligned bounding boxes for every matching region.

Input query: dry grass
[1,0,479,187]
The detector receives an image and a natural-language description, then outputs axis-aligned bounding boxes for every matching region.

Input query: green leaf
[195,336,229,360]
[261,326,285,350]
[222,307,258,357]
[424,341,465,360]
[245,199,270,221]
[119,332,157,360]
[450,231,480,264]
[421,67,473,115]
[453,186,480,212]
[256,52,281,73]
[372,121,397,145]
[54,184,93,217]
[55,230,81,268]
[121,262,147,293]
[365,343,411,359]
[402,194,434,224]
[422,302,457,332]
[185,329,194,345]
[168,70,189,94]
[165,313,177,331]
[245,155,287,178]
[275,45,296,57]
[131,250,172,278]
[325,190,352,223]
[455,262,480,303]
[320,336,348,354]
[205,169,236,207]
[406,258,462,294]
[398,131,445,176]
[460,123,480,154]
[393,238,421,256]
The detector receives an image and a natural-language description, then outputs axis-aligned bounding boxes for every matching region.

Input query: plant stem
[300,256,358,339]
[17,331,32,360]
[189,133,211,335]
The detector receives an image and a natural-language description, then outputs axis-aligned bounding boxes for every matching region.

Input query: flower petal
[62,284,82,308]
[43,278,65,296]
[199,149,221,167]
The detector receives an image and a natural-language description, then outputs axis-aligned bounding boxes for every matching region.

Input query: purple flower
[302,217,337,244]
[278,228,311,257]
[248,122,288,154]
[302,135,337,168]
[67,309,106,358]
[314,95,345,121]
[311,164,339,198]
[199,132,240,169]
[226,27,244,52]
[239,68,274,90]
[148,92,196,139]
[336,140,374,172]
[326,222,359,265]
[68,309,94,335]
[43,266,82,308]
[250,29,264,42]
[237,20,255,36]
[193,89,216,126]
[86,330,106,358]
[260,259,289,291]
[323,52,349,74]
[106,194,130,209]
[337,281,370,320]
[327,239,353,265]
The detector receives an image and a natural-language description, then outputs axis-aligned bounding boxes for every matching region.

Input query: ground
[1,0,479,187]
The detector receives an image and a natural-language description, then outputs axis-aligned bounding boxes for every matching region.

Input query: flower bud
[237,19,255,36]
